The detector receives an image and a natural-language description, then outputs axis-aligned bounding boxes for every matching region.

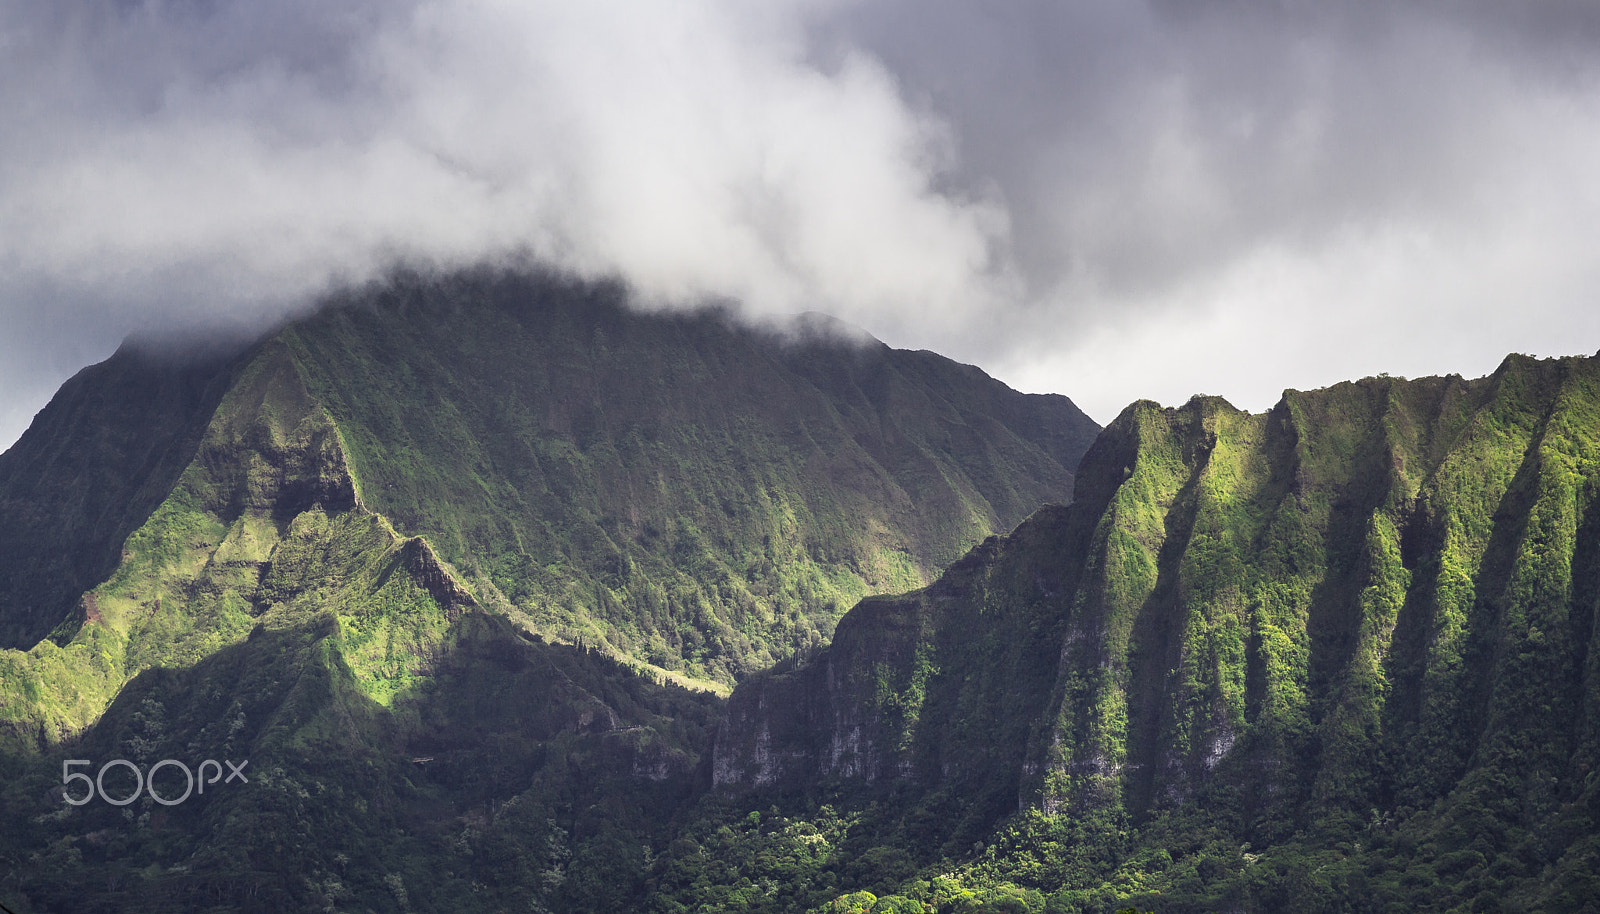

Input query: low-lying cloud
[4,1,1600,448]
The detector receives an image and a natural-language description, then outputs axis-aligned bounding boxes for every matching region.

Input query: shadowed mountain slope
[0,348,236,650]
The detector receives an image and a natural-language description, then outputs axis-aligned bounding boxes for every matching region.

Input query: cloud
[2,1,1009,310]
[831,0,1600,416]
[4,0,1600,447]
[0,0,1014,446]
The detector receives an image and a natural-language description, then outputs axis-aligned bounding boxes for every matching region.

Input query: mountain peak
[0,268,1099,696]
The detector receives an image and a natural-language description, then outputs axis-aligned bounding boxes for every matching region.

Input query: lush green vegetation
[712,354,1600,912]
[279,270,1094,684]
[2,269,1597,912]
[1,267,1093,744]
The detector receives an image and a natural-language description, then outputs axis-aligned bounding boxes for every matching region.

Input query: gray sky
[4,0,1600,450]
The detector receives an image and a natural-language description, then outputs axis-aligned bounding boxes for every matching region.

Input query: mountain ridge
[5,275,1597,911]
[0,268,1099,755]
[709,350,1600,910]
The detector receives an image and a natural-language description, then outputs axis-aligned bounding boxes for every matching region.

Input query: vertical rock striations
[715,353,1600,864]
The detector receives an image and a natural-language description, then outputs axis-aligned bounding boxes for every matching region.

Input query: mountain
[712,352,1600,911]
[0,268,1098,911]
[0,268,1097,734]
[5,269,1596,913]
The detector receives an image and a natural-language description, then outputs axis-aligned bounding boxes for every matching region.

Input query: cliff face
[714,353,1600,886]
[713,507,1080,806]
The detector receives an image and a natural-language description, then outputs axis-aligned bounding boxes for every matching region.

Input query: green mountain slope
[9,266,1593,912]
[0,268,1096,912]
[281,271,1095,683]
[3,593,723,913]
[713,352,1600,911]
[0,324,722,911]
[0,269,1096,712]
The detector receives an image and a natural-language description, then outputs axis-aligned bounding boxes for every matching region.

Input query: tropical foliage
[1,272,1596,912]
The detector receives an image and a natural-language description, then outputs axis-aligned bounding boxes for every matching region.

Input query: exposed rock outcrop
[400,537,478,619]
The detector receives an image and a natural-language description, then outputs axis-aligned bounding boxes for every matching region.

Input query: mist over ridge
[6,1,1600,449]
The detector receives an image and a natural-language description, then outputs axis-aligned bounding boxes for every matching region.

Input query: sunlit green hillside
[714,353,1600,911]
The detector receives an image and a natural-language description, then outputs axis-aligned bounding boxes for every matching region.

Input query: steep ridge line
[712,352,1600,909]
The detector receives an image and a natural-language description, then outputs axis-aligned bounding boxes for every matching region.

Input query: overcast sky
[4,0,1600,450]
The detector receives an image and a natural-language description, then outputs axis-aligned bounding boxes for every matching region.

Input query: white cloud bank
[4,1,1600,447]
[0,0,1013,445]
